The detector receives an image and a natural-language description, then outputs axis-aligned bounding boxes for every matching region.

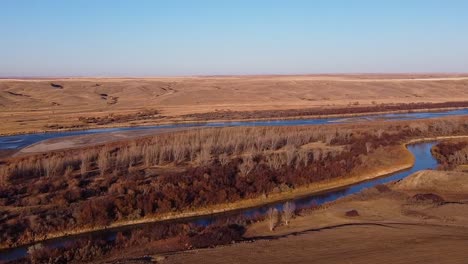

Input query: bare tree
[79,152,90,176]
[28,243,44,264]
[196,146,211,166]
[42,157,61,178]
[97,149,110,177]
[312,149,322,162]
[218,153,230,166]
[172,143,187,164]
[64,166,73,178]
[80,159,88,177]
[143,144,157,167]
[376,129,384,139]
[238,156,255,177]
[296,150,310,168]
[267,208,279,231]
[283,201,296,226]
[365,142,372,154]
[266,153,282,170]
[0,165,8,185]
[285,145,297,166]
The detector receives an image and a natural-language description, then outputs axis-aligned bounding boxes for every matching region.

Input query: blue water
[1,108,468,150]
[0,142,438,262]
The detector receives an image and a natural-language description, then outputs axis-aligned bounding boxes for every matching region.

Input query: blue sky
[1,0,468,76]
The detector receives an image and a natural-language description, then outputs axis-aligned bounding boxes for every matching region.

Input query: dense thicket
[432,141,468,169]
[10,222,245,264]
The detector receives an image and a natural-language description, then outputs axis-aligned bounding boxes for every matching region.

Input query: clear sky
[1,0,468,77]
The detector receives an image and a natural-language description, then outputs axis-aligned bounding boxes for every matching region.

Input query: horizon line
[2,72,468,80]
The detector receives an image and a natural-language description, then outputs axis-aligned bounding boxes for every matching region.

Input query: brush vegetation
[1,116,468,251]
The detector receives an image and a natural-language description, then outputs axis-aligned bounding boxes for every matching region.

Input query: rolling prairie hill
[1,74,468,135]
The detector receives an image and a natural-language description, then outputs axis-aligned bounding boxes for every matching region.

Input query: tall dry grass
[2,117,468,184]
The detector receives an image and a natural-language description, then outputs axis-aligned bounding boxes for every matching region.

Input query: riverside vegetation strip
[1,116,468,252]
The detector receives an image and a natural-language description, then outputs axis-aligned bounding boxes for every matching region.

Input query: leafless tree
[285,145,297,166]
[218,153,230,166]
[158,145,172,164]
[297,149,310,168]
[80,159,88,176]
[313,149,322,162]
[266,153,282,170]
[42,157,61,178]
[0,166,8,185]
[365,142,372,154]
[27,243,44,264]
[267,207,279,231]
[238,156,255,177]
[64,166,73,178]
[143,144,157,167]
[172,143,187,164]
[97,149,111,177]
[79,152,90,176]
[196,146,211,166]
[376,129,384,139]
[283,201,296,225]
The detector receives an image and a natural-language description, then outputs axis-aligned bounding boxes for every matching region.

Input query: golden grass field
[1,74,468,135]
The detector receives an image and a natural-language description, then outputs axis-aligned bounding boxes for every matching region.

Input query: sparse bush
[345,209,359,217]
